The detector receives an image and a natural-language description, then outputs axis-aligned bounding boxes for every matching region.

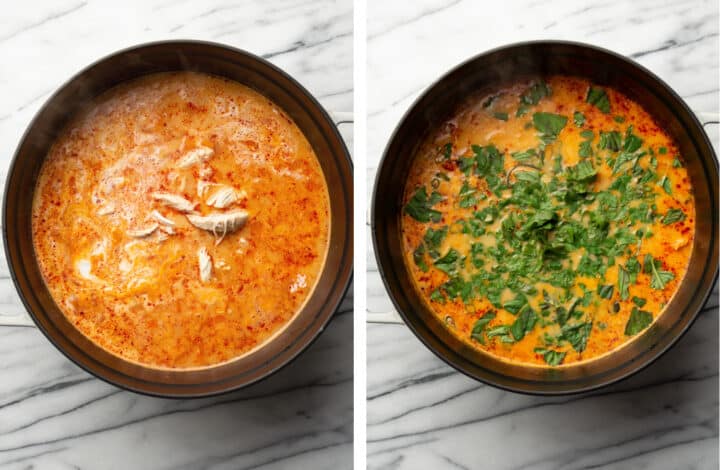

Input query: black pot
[3,40,353,397]
[372,40,717,395]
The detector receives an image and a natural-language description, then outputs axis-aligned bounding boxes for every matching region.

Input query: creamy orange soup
[32,72,329,369]
[402,76,694,367]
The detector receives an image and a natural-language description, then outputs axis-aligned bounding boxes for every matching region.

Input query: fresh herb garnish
[643,254,675,289]
[405,186,443,222]
[659,175,672,195]
[511,306,538,341]
[573,111,585,127]
[441,143,452,160]
[434,248,461,275]
[599,131,622,151]
[459,181,478,208]
[625,307,653,336]
[413,244,428,272]
[662,208,685,225]
[470,312,496,344]
[535,347,566,366]
[597,284,614,299]
[486,325,515,343]
[561,321,592,352]
[532,112,568,141]
[618,265,630,300]
[586,87,611,113]
[493,112,509,121]
[511,149,539,161]
[503,295,527,314]
[517,80,551,117]
[423,226,448,259]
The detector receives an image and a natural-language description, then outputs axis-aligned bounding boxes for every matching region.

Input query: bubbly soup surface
[33,72,329,368]
[401,76,694,367]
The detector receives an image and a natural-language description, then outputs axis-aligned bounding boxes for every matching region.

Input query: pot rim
[371,39,718,395]
[3,39,353,398]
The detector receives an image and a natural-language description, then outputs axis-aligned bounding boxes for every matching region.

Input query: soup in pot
[32,72,330,369]
[401,76,694,367]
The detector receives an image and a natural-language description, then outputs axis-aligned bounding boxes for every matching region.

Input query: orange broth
[32,72,330,369]
[401,76,694,367]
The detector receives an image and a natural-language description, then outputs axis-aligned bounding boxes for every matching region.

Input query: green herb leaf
[423,226,448,259]
[430,288,446,304]
[618,265,630,300]
[599,131,622,151]
[579,140,593,158]
[632,296,647,307]
[472,145,506,191]
[405,187,443,222]
[493,112,509,121]
[659,175,672,195]
[434,248,461,275]
[573,111,585,127]
[510,306,538,341]
[470,312,496,344]
[520,81,551,106]
[586,87,611,113]
[662,208,685,225]
[672,157,682,168]
[623,127,643,153]
[533,112,568,140]
[625,307,653,336]
[441,143,452,160]
[566,160,597,182]
[413,244,428,272]
[651,265,674,290]
[511,149,538,161]
[561,322,592,352]
[503,295,527,315]
[459,180,478,208]
[486,325,515,343]
[597,284,614,299]
[535,347,566,366]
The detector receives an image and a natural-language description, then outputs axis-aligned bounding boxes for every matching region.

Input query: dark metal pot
[372,40,717,395]
[3,40,353,398]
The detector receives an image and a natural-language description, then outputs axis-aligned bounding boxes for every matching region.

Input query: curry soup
[32,72,329,369]
[402,76,694,367]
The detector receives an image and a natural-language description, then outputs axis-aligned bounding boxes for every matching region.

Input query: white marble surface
[0,1,353,469]
[367,0,719,468]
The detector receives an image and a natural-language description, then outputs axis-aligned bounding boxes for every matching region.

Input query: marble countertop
[367,0,719,468]
[0,1,353,469]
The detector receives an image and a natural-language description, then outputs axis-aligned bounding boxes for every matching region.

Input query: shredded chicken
[126,223,158,238]
[186,210,249,244]
[151,192,197,213]
[150,210,176,227]
[198,247,212,282]
[178,146,214,168]
[206,186,241,209]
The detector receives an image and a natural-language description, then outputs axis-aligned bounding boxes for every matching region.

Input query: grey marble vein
[367,0,719,468]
